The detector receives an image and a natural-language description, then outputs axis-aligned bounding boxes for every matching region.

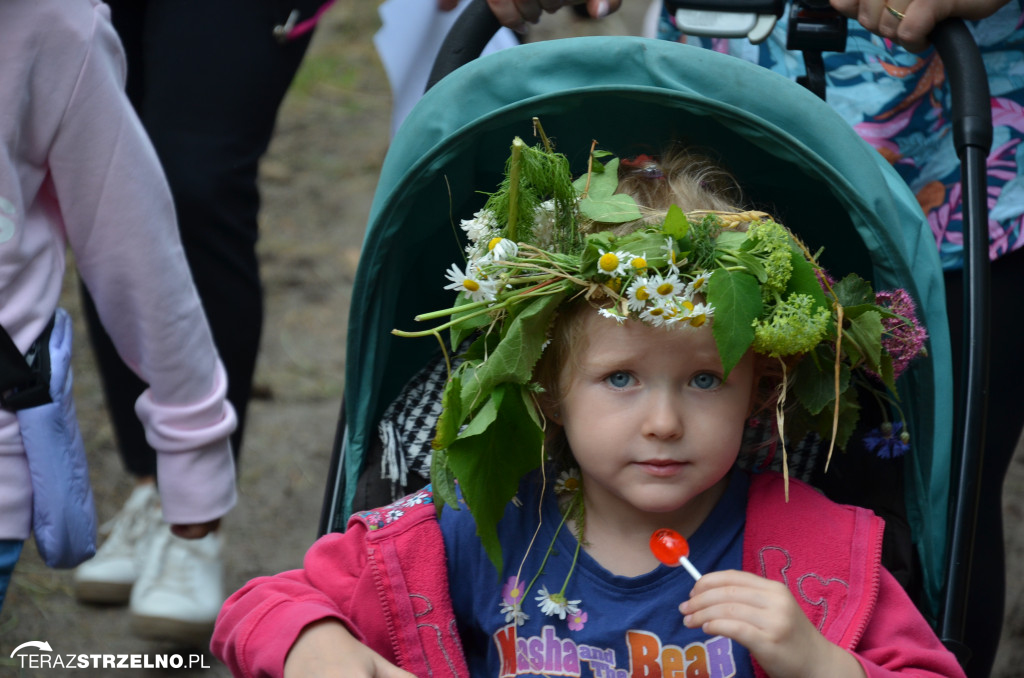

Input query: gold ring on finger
[884,4,906,20]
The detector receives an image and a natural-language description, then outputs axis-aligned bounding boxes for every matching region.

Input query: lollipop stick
[679,556,702,581]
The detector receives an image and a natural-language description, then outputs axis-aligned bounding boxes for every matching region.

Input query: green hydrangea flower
[763,249,793,299]
[747,220,794,297]
[752,293,832,357]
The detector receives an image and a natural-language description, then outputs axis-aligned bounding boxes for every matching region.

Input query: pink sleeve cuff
[135,360,238,524]
[134,360,237,453]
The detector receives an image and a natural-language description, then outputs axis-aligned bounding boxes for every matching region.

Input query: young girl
[211,140,962,678]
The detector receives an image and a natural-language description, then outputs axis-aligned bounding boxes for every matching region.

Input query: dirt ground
[1,2,1022,677]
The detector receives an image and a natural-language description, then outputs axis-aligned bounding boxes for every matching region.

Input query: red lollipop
[650,528,703,581]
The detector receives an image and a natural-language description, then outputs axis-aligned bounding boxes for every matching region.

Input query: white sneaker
[129,527,225,646]
[73,483,162,604]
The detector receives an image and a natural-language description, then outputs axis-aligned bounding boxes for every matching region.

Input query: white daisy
[658,301,686,327]
[553,468,582,495]
[598,307,627,324]
[444,263,498,303]
[596,249,631,278]
[460,208,498,243]
[640,302,670,327]
[535,586,581,620]
[649,272,684,300]
[628,253,648,275]
[663,237,681,271]
[687,272,711,296]
[486,237,519,261]
[499,602,529,626]
[686,302,714,328]
[625,277,653,313]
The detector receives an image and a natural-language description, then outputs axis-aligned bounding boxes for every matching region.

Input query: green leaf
[820,390,861,451]
[451,296,494,351]
[461,292,565,413]
[717,230,748,250]
[708,269,762,378]
[447,383,544,573]
[580,158,618,198]
[789,390,861,452]
[579,193,643,223]
[784,245,829,312]
[615,229,673,269]
[429,448,458,515]
[731,251,768,283]
[576,158,642,223]
[792,346,851,416]
[663,204,690,240]
[878,351,897,394]
[844,310,884,372]
[433,368,465,450]
[833,273,875,307]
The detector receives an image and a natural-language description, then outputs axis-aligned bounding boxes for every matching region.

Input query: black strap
[0,316,54,411]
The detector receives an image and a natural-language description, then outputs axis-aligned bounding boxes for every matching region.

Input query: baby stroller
[322,2,991,670]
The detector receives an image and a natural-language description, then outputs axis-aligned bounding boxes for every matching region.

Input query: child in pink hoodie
[213,143,963,678]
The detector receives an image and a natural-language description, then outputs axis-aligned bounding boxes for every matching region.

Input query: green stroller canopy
[341,36,953,616]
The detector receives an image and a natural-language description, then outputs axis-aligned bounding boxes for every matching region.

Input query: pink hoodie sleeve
[211,526,381,678]
[853,568,967,678]
[49,3,236,524]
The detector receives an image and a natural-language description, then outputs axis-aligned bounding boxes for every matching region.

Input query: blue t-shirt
[441,468,752,678]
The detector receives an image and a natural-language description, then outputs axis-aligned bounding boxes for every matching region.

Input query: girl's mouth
[635,459,684,478]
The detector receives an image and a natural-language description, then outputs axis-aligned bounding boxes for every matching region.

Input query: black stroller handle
[426,0,502,91]
[420,5,994,665]
[931,18,992,666]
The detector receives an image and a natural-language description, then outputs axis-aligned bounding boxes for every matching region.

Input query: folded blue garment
[18,308,97,568]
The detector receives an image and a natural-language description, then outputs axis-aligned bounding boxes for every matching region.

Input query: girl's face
[557,313,755,530]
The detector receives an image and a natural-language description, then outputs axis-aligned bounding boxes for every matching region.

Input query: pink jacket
[212,473,965,678]
[0,0,236,537]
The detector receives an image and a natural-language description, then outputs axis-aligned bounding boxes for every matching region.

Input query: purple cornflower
[864,421,911,459]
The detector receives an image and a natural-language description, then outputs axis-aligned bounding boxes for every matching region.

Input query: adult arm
[436,0,623,31]
[48,4,236,529]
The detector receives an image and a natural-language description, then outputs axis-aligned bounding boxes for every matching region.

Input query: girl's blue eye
[606,372,633,388]
[691,373,722,390]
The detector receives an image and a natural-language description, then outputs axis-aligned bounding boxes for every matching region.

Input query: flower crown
[393,130,928,573]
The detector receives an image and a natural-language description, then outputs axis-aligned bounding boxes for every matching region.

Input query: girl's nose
[642,391,684,440]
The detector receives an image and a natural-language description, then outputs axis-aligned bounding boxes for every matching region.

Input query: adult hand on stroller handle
[426,0,622,90]
[829,0,1012,52]
[482,0,621,32]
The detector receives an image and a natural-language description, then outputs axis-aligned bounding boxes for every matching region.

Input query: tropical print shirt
[659,1,1024,270]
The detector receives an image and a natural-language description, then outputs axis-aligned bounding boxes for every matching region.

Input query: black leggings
[946,244,1024,678]
[79,0,318,475]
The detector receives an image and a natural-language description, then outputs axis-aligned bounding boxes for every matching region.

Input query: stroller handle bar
[932,19,992,666]
[423,0,992,663]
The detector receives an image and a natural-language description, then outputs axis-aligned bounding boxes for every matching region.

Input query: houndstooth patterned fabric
[377,351,452,497]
